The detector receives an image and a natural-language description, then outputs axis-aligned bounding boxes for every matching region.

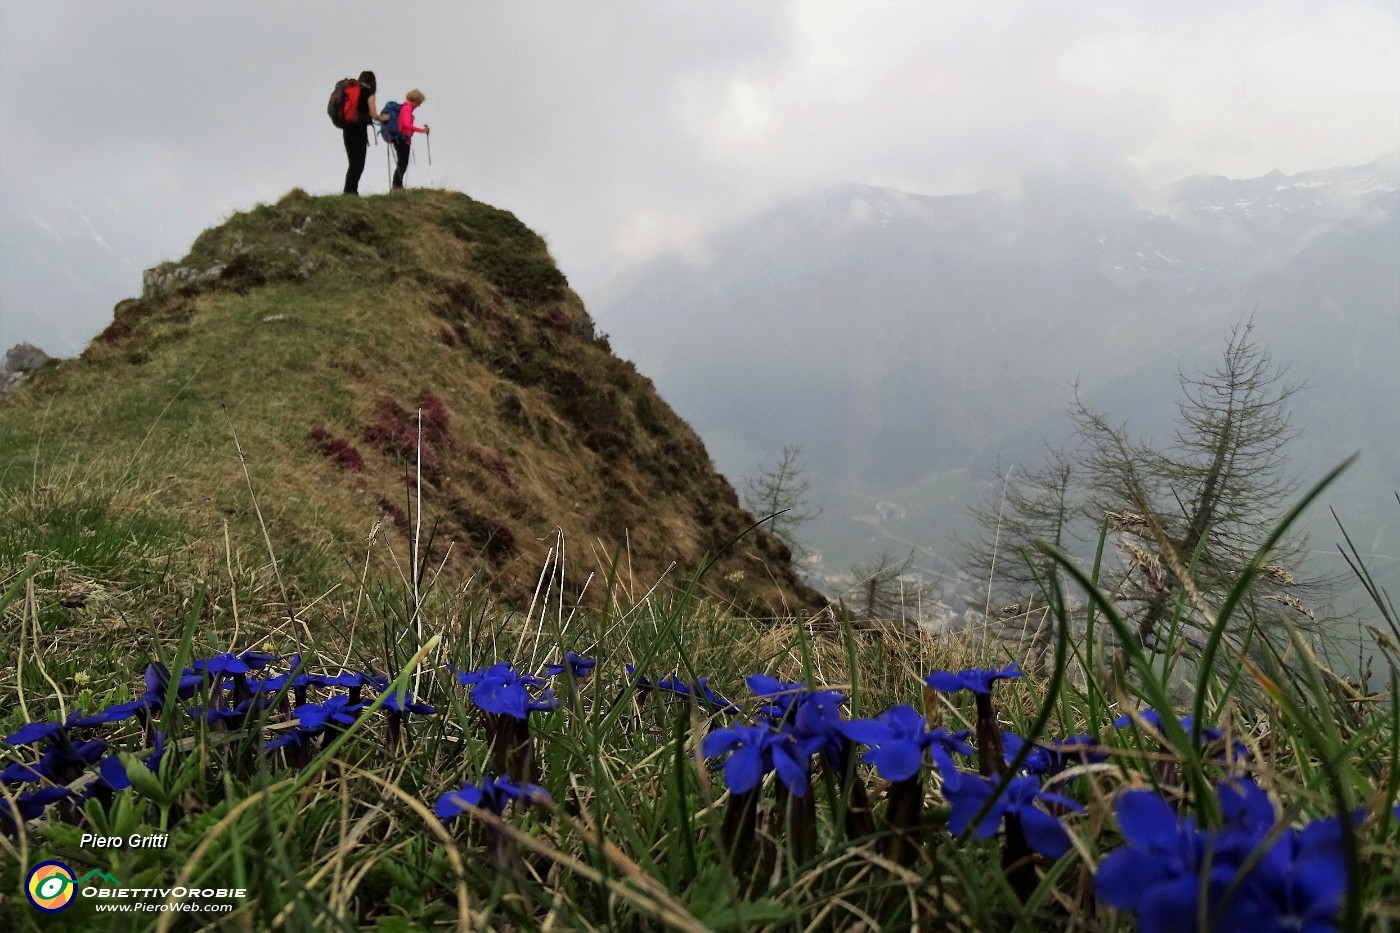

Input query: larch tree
[1071,317,1306,647]
[961,318,1310,651]
[742,444,821,557]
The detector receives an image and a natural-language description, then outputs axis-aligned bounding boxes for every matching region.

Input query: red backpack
[328,78,363,129]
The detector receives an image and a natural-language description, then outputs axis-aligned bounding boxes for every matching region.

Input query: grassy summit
[1,188,822,615]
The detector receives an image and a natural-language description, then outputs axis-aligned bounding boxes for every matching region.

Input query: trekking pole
[426,131,432,166]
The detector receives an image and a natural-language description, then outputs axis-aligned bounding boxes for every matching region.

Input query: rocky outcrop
[1,342,53,397]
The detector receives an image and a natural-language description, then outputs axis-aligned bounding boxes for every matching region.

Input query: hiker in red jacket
[343,71,386,195]
[391,89,430,190]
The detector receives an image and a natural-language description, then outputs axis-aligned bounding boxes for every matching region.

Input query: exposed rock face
[1,342,53,397]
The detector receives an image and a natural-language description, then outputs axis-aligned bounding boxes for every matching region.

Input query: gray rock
[141,262,226,298]
[1,342,52,398]
[4,342,51,374]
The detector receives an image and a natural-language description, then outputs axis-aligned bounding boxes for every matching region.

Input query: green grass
[1,458,1397,932]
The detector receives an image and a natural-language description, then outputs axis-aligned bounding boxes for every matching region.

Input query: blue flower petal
[866,741,922,782]
[1094,848,1153,910]
[1018,805,1072,858]
[946,774,999,838]
[5,721,62,746]
[839,718,891,748]
[1136,875,1211,933]
[723,742,766,794]
[929,745,962,791]
[98,754,132,790]
[923,671,967,693]
[1115,790,1180,850]
[769,736,811,797]
[1218,777,1275,835]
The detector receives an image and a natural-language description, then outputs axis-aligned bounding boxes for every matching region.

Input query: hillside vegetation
[0,189,1395,932]
[0,188,821,619]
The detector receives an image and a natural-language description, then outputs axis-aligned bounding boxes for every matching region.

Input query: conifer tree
[742,444,820,555]
[847,549,934,623]
[962,318,1309,649]
[961,448,1079,610]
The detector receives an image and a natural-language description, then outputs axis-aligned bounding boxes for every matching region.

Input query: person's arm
[400,106,429,136]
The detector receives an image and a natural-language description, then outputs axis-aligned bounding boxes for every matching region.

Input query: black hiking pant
[392,140,411,189]
[343,125,368,195]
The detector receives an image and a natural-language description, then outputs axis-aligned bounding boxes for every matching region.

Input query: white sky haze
[0,0,1396,353]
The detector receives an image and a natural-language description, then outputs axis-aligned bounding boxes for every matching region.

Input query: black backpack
[328,78,362,129]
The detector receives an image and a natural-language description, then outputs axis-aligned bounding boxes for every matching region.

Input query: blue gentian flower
[655,675,740,713]
[144,662,202,706]
[192,652,267,677]
[310,671,387,690]
[6,736,108,787]
[38,738,107,778]
[434,774,551,822]
[1216,777,1275,841]
[189,699,262,727]
[1001,732,1053,775]
[376,689,435,751]
[265,695,364,760]
[190,652,277,707]
[1211,777,1350,932]
[924,662,1023,696]
[248,656,316,707]
[1115,709,1249,761]
[5,719,70,747]
[454,663,556,719]
[787,688,849,758]
[1002,732,1106,777]
[1245,814,1349,932]
[945,773,1084,857]
[1047,733,1109,770]
[1,760,47,784]
[746,676,849,762]
[70,699,154,728]
[295,695,364,733]
[94,732,166,792]
[701,721,811,797]
[1094,788,1274,933]
[0,785,70,826]
[264,730,303,749]
[744,677,855,790]
[249,670,314,701]
[545,652,597,679]
[840,704,974,783]
[746,674,808,721]
[378,690,436,716]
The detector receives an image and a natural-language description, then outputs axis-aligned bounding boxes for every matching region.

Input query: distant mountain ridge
[597,156,1398,593]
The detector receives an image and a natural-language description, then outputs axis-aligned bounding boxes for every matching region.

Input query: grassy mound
[0,188,822,617]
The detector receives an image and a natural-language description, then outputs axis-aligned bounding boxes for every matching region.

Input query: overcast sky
[1,0,1397,355]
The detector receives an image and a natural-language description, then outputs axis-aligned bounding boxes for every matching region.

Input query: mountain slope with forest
[598,157,1399,592]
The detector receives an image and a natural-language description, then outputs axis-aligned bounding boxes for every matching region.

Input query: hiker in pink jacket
[391,89,430,189]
